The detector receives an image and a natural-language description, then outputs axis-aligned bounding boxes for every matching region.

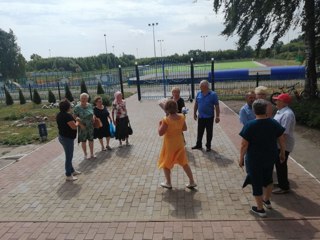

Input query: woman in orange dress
[158,99,197,189]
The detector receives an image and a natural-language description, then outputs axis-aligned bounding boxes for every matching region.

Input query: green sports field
[140,60,262,76]
[213,60,261,70]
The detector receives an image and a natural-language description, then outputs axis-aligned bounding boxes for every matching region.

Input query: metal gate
[131,59,210,100]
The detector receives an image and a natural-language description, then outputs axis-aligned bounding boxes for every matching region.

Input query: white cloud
[0,0,300,60]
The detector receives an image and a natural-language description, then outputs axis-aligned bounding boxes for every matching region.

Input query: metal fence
[1,59,317,104]
[130,59,310,101]
[0,67,136,103]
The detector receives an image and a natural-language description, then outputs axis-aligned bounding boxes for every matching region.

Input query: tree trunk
[304,0,318,98]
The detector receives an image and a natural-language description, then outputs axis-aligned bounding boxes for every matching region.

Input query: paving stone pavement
[0,95,319,239]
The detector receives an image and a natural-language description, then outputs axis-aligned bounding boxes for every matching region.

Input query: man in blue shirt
[192,80,220,152]
[239,91,256,125]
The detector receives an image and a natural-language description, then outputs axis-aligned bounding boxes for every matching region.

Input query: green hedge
[291,99,320,129]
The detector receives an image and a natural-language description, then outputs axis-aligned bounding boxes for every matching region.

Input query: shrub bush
[291,99,320,129]
[101,94,111,107]
[32,89,42,104]
[97,82,105,94]
[48,90,56,103]
[80,80,90,102]
[19,88,26,104]
[4,87,14,105]
[65,84,74,102]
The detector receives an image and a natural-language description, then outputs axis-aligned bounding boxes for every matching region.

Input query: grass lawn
[0,103,58,145]
[140,60,262,75]
[214,60,261,69]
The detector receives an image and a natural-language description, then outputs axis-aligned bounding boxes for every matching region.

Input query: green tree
[80,80,90,102]
[32,89,42,104]
[4,86,14,105]
[212,0,318,97]
[65,83,74,102]
[0,29,26,79]
[80,80,88,94]
[97,81,105,94]
[18,88,26,104]
[48,90,56,103]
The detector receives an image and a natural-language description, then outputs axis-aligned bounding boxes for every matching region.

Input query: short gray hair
[253,99,268,115]
[80,92,89,99]
[200,80,209,87]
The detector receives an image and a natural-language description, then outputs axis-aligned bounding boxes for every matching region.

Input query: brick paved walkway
[0,95,319,239]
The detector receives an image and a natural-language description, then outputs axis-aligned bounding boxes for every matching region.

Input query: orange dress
[158,114,188,169]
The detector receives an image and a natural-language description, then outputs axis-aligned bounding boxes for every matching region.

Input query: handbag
[109,122,115,138]
[128,122,133,135]
[93,118,103,128]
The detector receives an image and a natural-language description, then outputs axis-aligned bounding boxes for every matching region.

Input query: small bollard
[38,122,48,141]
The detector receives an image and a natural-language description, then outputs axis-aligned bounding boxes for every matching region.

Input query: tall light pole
[157,40,164,57]
[112,45,115,56]
[201,35,208,52]
[201,35,208,62]
[103,34,108,69]
[148,22,158,58]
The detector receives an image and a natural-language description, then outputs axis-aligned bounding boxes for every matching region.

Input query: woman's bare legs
[99,138,105,151]
[263,184,273,202]
[254,195,264,210]
[163,168,171,185]
[81,142,87,158]
[89,141,95,158]
[183,164,196,185]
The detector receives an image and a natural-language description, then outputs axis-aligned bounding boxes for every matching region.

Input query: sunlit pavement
[0,95,319,239]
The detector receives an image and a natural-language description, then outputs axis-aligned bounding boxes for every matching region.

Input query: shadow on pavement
[162,188,201,219]
[205,150,234,166]
[257,209,319,239]
[272,184,320,217]
[77,150,113,174]
[57,181,81,200]
[115,145,133,158]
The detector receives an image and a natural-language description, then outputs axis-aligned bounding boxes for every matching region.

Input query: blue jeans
[58,135,75,176]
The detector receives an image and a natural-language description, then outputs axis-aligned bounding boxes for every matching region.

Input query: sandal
[160,182,172,189]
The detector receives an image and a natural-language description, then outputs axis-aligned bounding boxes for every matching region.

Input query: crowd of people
[56,91,131,181]
[239,86,296,217]
[56,81,296,218]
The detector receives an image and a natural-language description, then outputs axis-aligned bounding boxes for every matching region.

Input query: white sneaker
[66,176,78,181]
[72,170,81,176]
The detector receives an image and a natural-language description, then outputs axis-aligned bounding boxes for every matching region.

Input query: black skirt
[115,116,129,141]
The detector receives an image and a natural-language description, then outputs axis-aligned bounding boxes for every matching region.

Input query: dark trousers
[196,117,214,149]
[275,150,290,190]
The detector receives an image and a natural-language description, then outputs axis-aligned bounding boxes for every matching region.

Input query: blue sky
[0,0,300,60]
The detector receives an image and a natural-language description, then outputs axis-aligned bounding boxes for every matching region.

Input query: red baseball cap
[272,93,292,104]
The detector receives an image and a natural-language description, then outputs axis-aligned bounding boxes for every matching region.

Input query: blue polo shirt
[196,90,219,118]
[239,103,256,125]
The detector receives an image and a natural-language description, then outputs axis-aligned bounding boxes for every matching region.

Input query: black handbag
[128,122,133,135]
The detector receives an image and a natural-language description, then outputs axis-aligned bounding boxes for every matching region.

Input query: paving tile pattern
[0,96,319,238]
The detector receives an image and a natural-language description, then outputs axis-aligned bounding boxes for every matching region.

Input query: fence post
[57,82,61,101]
[211,58,215,91]
[29,83,33,101]
[162,60,167,98]
[256,72,260,87]
[118,65,124,99]
[135,62,141,101]
[190,58,195,100]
